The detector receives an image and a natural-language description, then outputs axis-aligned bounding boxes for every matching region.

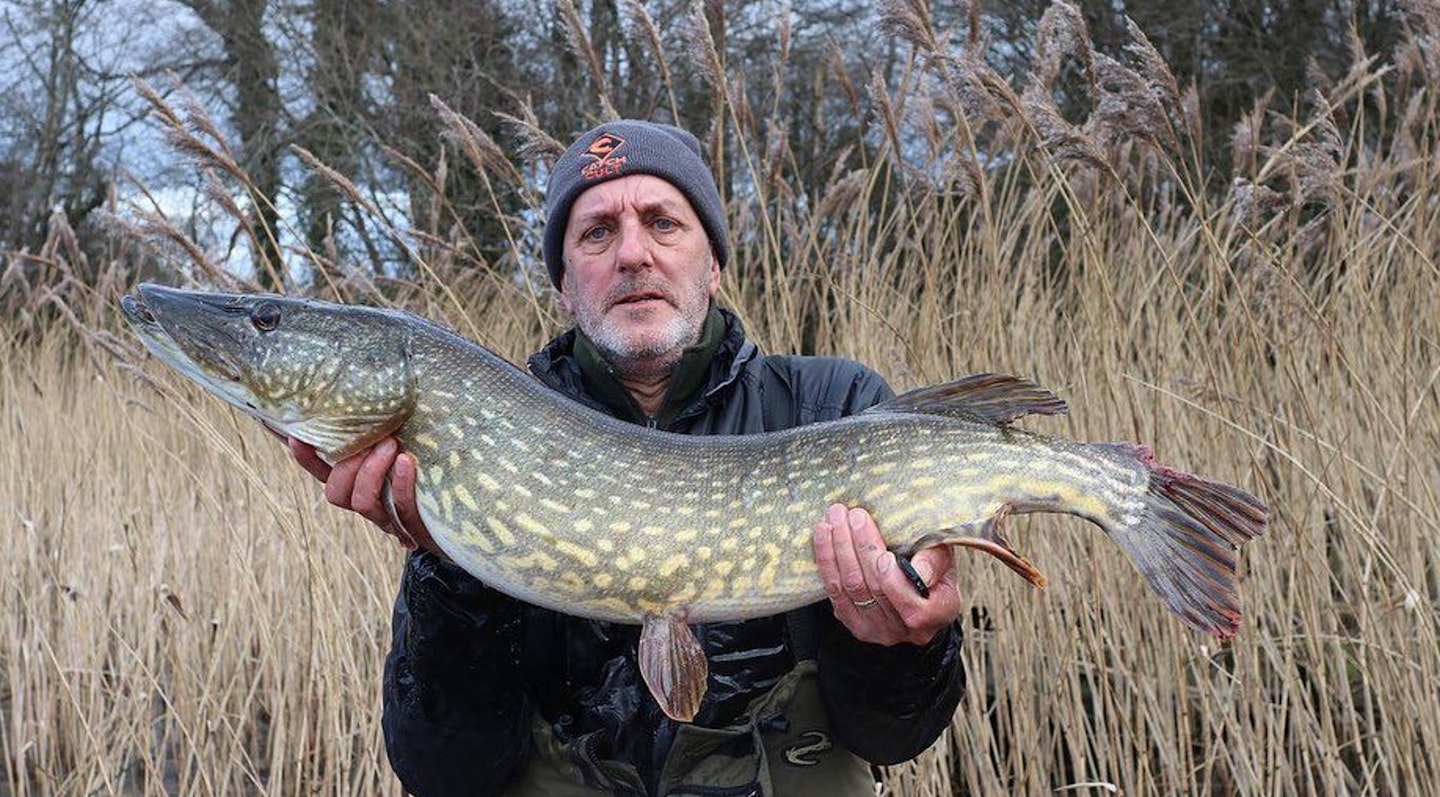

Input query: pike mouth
[121,288,256,409]
[120,293,157,325]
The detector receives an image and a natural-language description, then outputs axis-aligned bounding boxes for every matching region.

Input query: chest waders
[501,661,876,797]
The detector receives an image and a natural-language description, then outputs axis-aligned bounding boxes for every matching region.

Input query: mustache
[604,280,677,308]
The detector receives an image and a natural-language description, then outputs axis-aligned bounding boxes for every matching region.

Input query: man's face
[559,174,721,375]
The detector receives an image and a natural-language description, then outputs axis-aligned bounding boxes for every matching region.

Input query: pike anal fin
[639,615,709,723]
[943,506,1050,588]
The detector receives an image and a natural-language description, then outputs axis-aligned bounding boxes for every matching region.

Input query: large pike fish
[121,283,1268,721]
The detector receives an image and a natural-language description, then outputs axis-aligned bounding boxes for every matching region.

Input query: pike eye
[250,302,281,331]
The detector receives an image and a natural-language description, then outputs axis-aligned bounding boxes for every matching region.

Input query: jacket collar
[528,305,757,427]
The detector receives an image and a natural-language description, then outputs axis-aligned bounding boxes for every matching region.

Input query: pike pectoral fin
[945,506,1050,588]
[639,615,709,723]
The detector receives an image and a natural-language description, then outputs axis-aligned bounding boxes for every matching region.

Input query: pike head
[122,283,415,462]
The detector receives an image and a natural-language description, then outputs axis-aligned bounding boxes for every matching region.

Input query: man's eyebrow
[635,197,689,217]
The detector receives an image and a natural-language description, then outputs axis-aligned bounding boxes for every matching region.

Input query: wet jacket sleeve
[382,551,532,797]
[817,362,968,764]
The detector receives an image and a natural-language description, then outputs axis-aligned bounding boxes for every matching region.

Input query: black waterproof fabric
[382,309,966,796]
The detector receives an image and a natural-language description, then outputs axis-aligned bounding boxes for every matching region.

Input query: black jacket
[382,309,966,796]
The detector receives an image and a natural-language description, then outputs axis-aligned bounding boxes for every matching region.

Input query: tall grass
[3,1,1438,794]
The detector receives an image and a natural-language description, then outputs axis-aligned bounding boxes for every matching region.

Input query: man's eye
[652,217,677,231]
[582,226,610,242]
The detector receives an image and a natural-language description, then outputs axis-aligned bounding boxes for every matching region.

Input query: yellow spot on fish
[868,462,896,475]
[476,472,500,492]
[659,555,687,577]
[728,517,749,529]
[513,484,533,499]
[716,561,735,577]
[720,538,740,552]
[593,573,614,590]
[696,546,712,560]
[641,526,663,536]
[596,538,613,552]
[701,577,727,601]
[540,498,571,514]
[610,521,632,534]
[669,582,698,605]
[627,546,647,563]
[628,576,649,592]
[676,506,697,517]
[459,521,495,554]
[789,561,815,576]
[449,451,461,468]
[452,484,479,512]
[576,488,597,500]
[486,517,517,547]
[507,550,558,572]
[413,434,440,450]
[590,597,635,616]
[558,572,586,593]
[753,503,776,515]
[675,529,699,543]
[911,458,936,469]
[555,540,599,568]
[912,476,937,488]
[513,513,549,538]
[428,466,446,484]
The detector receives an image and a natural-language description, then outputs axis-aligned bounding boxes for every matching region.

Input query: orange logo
[580,132,627,180]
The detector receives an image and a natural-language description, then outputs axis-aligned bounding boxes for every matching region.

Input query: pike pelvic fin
[1100,443,1269,639]
[639,615,709,723]
[870,373,1068,426]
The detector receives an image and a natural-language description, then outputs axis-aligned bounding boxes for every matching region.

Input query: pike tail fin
[1102,443,1269,639]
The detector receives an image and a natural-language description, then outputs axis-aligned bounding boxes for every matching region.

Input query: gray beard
[584,308,704,378]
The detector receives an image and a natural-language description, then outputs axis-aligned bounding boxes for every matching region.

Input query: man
[290,120,967,796]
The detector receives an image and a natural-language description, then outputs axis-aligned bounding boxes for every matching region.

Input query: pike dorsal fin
[869,373,1068,426]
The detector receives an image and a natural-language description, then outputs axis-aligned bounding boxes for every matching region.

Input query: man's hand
[287,436,439,555]
[812,504,961,646]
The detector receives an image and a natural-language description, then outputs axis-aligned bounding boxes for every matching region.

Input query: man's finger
[289,438,333,483]
[812,517,845,602]
[351,439,399,521]
[830,507,874,606]
[392,453,437,552]
[323,452,364,509]
[848,508,900,622]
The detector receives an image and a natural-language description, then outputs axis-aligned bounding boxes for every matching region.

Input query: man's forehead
[569,175,695,218]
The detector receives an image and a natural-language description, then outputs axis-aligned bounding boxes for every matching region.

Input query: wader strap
[785,605,822,663]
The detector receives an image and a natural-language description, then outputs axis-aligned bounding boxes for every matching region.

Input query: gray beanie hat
[543,120,729,288]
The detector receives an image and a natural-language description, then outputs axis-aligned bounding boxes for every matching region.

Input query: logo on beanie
[580,132,628,180]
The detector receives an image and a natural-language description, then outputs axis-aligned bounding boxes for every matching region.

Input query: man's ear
[706,253,721,296]
[556,271,575,316]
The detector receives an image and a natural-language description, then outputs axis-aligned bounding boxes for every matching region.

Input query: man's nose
[614,216,652,271]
